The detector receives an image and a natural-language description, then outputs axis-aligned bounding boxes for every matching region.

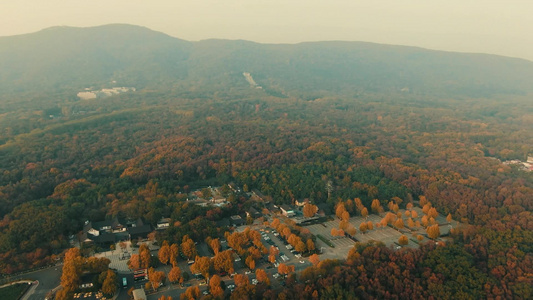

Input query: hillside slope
[0,24,532,97]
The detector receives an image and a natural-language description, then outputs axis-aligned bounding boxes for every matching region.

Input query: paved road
[10,265,62,300]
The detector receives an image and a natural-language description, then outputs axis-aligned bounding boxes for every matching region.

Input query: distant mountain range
[1,24,532,97]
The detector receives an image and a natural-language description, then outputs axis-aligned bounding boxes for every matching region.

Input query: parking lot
[306,220,356,260]
[257,229,310,270]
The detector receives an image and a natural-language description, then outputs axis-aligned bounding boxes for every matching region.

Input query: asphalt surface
[10,265,62,300]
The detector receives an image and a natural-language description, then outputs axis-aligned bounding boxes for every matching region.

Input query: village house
[280,205,295,217]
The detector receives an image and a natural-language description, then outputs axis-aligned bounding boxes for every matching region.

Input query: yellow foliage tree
[426,224,441,239]
[366,221,374,230]
[209,275,224,298]
[394,218,404,229]
[359,222,368,233]
[168,266,182,284]
[361,207,369,218]
[309,254,320,266]
[303,203,319,217]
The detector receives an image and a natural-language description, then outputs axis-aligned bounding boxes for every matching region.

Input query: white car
[252,279,258,285]
[285,245,293,250]
[273,273,280,279]
[295,254,302,258]
[245,271,252,275]
[299,260,305,264]
[281,255,289,261]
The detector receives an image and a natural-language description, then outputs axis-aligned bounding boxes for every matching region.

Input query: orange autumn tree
[371,199,383,214]
[427,224,441,239]
[346,225,357,236]
[306,239,315,252]
[168,266,182,284]
[60,248,82,293]
[366,221,374,230]
[101,269,117,295]
[335,203,346,219]
[234,274,249,287]
[139,244,151,268]
[245,256,256,270]
[278,263,295,276]
[190,256,211,282]
[169,243,179,267]
[205,237,220,255]
[255,268,270,285]
[428,207,439,219]
[309,254,320,266]
[209,274,224,298]
[268,246,279,263]
[330,228,338,236]
[180,286,200,300]
[181,235,197,260]
[394,218,405,229]
[213,250,234,274]
[361,207,369,219]
[359,222,368,233]
[303,203,319,217]
[446,213,453,223]
[158,240,170,265]
[148,267,166,291]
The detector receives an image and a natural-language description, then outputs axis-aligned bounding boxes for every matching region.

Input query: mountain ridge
[1,24,532,98]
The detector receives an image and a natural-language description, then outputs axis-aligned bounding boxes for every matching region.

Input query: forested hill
[0,24,532,298]
[1,24,533,97]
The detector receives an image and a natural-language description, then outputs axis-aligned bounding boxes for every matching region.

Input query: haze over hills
[0,24,532,300]
[1,24,533,98]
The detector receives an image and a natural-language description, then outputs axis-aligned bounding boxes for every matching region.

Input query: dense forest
[0,25,532,298]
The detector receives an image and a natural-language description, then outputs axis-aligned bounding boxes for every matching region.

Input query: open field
[0,283,30,300]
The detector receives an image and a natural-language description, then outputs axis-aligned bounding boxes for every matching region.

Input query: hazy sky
[1,0,532,61]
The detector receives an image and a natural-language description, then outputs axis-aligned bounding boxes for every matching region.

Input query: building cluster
[77,218,152,247]
[77,87,136,100]
[503,156,533,172]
